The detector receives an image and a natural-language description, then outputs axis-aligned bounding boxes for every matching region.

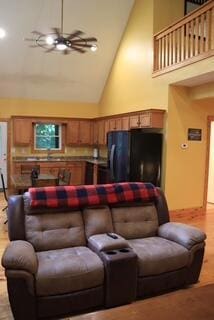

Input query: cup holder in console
[119,248,130,253]
[105,248,131,255]
[106,251,117,255]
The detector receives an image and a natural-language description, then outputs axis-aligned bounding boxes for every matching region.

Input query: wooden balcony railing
[153,0,214,76]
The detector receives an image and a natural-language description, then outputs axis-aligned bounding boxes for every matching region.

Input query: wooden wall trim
[169,207,204,219]
[0,118,11,190]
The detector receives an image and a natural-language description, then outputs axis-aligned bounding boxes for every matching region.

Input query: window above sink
[34,123,62,151]
[33,122,65,154]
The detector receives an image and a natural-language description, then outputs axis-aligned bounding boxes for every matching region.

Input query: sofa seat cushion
[128,237,189,276]
[36,246,104,296]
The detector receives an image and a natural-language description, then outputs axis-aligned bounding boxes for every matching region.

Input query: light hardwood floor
[0,193,214,318]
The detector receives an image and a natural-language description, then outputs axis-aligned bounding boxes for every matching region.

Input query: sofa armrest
[1,240,38,274]
[88,233,130,252]
[158,222,206,250]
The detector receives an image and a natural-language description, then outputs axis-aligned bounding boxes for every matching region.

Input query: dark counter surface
[13,156,108,166]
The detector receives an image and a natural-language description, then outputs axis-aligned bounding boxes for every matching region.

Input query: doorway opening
[0,121,8,191]
[206,118,214,210]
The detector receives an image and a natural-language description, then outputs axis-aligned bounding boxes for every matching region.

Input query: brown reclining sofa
[1,182,206,320]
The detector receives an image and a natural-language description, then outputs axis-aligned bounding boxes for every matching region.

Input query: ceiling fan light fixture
[56,42,67,51]
[90,44,97,52]
[0,28,6,39]
[46,36,54,45]
[26,0,98,55]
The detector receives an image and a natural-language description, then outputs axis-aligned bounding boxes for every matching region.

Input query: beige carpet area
[0,284,214,320]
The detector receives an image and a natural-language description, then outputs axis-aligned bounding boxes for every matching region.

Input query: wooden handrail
[153,0,214,75]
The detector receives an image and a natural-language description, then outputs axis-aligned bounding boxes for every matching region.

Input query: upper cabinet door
[13,118,32,145]
[66,120,93,145]
[79,120,92,145]
[97,120,105,145]
[121,116,130,130]
[66,120,79,144]
[129,115,140,128]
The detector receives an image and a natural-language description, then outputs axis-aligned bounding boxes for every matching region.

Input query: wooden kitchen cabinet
[66,120,79,144]
[92,120,98,145]
[129,114,140,128]
[97,120,105,145]
[66,161,85,185]
[66,120,92,145]
[79,120,92,144]
[109,118,122,131]
[129,110,164,129]
[12,160,85,186]
[13,118,32,145]
[121,116,130,130]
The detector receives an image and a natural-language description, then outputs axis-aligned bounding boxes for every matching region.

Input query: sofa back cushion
[111,204,159,239]
[83,205,113,239]
[25,211,86,251]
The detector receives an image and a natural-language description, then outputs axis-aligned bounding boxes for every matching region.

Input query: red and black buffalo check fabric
[29,182,159,209]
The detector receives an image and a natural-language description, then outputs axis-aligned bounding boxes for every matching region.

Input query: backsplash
[13,146,94,157]
[13,146,108,159]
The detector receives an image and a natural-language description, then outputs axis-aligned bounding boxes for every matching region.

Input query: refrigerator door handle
[157,163,161,186]
[110,144,116,182]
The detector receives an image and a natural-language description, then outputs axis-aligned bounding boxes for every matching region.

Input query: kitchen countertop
[13,156,108,166]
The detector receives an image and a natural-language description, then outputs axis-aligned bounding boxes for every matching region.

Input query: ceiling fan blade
[71,43,93,48]
[31,30,45,37]
[24,38,35,41]
[52,27,61,37]
[70,45,86,53]
[66,30,84,40]
[72,37,97,43]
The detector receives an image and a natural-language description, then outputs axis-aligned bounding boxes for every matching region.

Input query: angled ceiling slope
[0,0,134,103]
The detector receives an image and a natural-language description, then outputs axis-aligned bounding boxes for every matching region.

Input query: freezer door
[109,144,116,182]
[130,132,162,186]
[107,131,129,182]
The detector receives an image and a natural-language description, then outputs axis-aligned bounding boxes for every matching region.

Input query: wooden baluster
[169,32,172,66]
[161,37,165,68]
[177,27,181,63]
[185,22,189,59]
[195,16,200,55]
[205,9,210,51]
[190,19,195,57]
[200,13,205,53]
[158,38,162,70]
[165,34,169,67]
[172,30,176,64]
[181,25,185,61]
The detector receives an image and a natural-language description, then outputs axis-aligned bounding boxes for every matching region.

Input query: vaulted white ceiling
[0,0,134,103]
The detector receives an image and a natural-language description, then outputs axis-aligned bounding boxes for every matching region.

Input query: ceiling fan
[25,0,97,54]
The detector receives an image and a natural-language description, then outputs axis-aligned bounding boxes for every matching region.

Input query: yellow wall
[153,0,184,34]
[0,98,99,119]
[99,0,214,210]
[165,86,214,210]
[99,0,212,117]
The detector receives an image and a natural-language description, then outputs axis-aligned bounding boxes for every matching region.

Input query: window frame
[32,122,65,153]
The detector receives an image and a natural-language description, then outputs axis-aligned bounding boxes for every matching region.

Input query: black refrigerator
[107,130,162,186]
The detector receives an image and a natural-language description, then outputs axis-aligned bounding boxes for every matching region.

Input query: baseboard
[169,207,205,219]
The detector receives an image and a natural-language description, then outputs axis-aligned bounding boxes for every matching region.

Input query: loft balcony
[153,0,214,76]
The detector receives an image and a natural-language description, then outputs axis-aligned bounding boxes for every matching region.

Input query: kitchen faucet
[47,148,52,160]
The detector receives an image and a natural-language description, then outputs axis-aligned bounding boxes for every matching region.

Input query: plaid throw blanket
[28,182,159,209]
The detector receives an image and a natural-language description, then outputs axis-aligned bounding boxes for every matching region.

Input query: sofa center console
[101,247,137,307]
